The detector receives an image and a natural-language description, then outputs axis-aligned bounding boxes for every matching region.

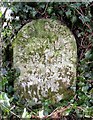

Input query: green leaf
[79,16,90,24]
[71,16,77,24]
[66,10,71,18]
[0,77,8,87]
[0,11,2,18]
[32,8,37,17]
[22,108,31,118]
[64,108,71,116]
[47,7,53,14]
[22,108,27,118]
[0,92,10,113]
[69,3,81,9]
[85,50,91,59]
[3,93,10,107]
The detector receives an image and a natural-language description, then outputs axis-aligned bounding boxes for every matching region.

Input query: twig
[30,95,78,119]
[75,8,92,30]
[87,80,93,84]
[47,104,71,119]
[31,104,71,119]
[41,3,49,15]
[2,8,8,26]
[1,104,20,118]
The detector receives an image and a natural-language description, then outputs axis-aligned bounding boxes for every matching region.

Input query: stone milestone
[13,19,77,104]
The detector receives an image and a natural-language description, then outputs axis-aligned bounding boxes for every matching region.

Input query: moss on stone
[13,19,77,104]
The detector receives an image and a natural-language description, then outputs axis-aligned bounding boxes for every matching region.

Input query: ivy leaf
[79,16,90,24]
[22,108,27,118]
[85,50,92,59]
[39,109,44,118]
[71,16,77,24]
[32,8,37,17]
[66,10,71,18]
[69,3,81,9]
[0,92,10,113]
[0,11,2,18]
[0,77,8,90]
[22,108,31,118]
[47,7,53,14]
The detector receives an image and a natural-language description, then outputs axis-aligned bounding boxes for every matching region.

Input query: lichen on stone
[13,19,77,104]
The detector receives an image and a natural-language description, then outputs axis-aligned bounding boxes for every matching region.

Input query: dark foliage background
[0,1,93,119]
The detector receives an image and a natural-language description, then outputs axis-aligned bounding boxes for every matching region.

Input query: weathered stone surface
[13,19,77,104]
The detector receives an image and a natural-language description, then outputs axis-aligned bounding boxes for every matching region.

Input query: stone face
[13,19,77,104]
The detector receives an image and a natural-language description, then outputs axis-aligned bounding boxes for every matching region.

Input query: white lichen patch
[13,19,77,104]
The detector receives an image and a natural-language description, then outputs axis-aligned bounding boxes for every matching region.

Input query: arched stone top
[13,19,77,104]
